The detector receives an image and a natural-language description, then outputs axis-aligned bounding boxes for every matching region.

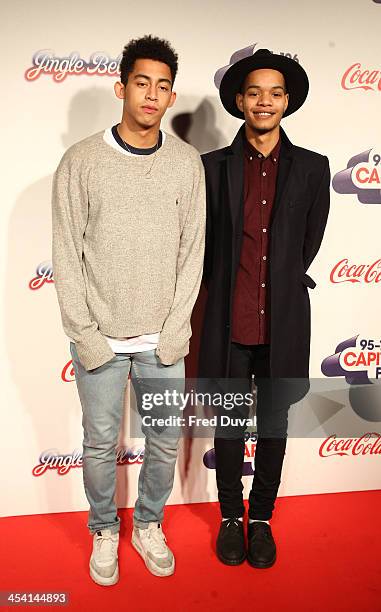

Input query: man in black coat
[199,49,330,568]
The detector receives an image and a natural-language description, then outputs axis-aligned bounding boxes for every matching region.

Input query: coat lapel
[225,125,245,230]
[271,126,295,224]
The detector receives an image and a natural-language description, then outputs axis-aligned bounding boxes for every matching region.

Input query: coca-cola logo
[61,360,75,382]
[330,258,381,284]
[332,147,381,204]
[203,432,257,475]
[32,446,145,476]
[319,433,381,457]
[25,50,121,83]
[29,261,54,290]
[214,43,301,89]
[341,63,381,92]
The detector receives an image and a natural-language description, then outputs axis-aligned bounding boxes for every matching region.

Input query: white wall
[1,0,380,517]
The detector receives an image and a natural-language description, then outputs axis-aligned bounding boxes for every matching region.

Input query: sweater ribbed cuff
[75,329,115,371]
[156,337,189,366]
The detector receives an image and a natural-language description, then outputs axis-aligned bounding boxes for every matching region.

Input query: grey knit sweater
[52,130,206,371]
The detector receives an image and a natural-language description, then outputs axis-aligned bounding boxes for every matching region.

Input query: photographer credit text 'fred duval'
[141,414,257,428]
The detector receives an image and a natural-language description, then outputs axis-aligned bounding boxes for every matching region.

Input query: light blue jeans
[70,343,185,534]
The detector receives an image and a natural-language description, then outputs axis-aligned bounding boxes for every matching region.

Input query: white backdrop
[2,0,381,518]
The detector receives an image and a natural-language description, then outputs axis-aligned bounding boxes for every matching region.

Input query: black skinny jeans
[214,342,289,520]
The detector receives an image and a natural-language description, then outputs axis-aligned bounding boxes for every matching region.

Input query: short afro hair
[119,35,178,87]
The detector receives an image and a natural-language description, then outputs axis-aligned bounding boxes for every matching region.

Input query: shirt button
[274,157,277,162]
[258,153,262,158]
[249,156,253,161]
[260,309,265,315]
[262,171,267,177]
[263,255,267,261]
[262,228,267,233]
[262,199,267,205]
[261,282,266,288]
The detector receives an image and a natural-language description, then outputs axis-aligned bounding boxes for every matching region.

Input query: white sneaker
[132,523,175,577]
[89,529,119,586]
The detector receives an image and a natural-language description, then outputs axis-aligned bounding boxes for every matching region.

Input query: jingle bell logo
[330,258,381,284]
[32,446,145,476]
[29,261,54,290]
[332,148,381,204]
[25,50,121,83]
[319,433,381,458]
[203,433,257,475]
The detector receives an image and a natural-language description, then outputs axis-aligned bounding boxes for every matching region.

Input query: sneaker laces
[224,518,241,529]
[94,530,118,559]
[140,523,168,557]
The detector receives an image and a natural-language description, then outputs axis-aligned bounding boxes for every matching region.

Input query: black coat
[198,125,330,381]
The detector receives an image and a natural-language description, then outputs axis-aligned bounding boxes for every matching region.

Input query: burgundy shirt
[231,137,281,345]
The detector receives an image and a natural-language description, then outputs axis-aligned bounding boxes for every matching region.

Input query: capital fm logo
[214,43,301,89]
[32,446,145,476]
[332,148,381,204]
[25,50,121,83]
[321,335,381,384]
[29,261,54,290]
[321,335,381,422]
[330,258,381,284]
[203,432,257,475]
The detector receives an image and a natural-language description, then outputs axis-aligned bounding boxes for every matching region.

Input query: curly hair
[120,35,178,87]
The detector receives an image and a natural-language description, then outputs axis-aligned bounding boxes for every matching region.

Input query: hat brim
[219,53,309,119]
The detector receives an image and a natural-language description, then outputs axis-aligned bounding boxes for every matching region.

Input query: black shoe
[247,521,276,568]
[216,518,246,566]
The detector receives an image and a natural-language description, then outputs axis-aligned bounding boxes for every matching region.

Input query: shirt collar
[244,137,281,164]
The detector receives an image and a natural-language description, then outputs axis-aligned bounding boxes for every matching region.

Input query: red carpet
[1,491,380,612]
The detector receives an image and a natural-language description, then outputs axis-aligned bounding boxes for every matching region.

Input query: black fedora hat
[219,48,309,119]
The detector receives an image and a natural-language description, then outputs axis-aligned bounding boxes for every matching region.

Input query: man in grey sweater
[52,35,205,586]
